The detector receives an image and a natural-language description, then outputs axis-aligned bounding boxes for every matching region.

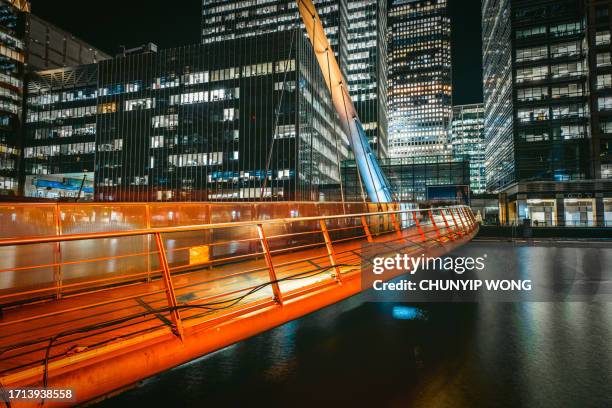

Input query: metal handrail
[0,206,470,247]
[0,204,477,384]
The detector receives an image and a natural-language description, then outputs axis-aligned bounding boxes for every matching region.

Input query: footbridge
[0,202,477,406]
[0,0,479,405]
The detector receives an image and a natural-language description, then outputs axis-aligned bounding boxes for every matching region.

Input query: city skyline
[29,0,483,105]
[0,3,609,406]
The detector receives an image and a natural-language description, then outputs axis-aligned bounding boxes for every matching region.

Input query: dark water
[96,241,612,407]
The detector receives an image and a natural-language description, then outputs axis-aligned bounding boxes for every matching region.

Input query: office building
[202,0,388,158]
[24,64,97,199]
[24,30,348,201]
[0,0,28,197]
[0,0,109,198]
[201,0,348,74]
[451,103,486,194]
[345,0,388,158]
[482,0,612,226]
[387,0,452,159]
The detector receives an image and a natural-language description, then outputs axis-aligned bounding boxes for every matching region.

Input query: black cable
[34,262,359,388]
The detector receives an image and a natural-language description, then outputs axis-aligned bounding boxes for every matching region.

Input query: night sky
[29,0,483,105]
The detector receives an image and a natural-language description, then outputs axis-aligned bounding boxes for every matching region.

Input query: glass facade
[0,0,28,197]
[388,0,452,160]
[482,0,514,192]
[25,64,97,199]
[346,0,388,158]
[587,0,612,180]
[482,0,609,191]
[451,103,486,194]
[201,0,349,77]
[512,0,590,185]
[341,156,469,202]
[25,30,348,202]
[485,0,612,227]
[201,0,388,158]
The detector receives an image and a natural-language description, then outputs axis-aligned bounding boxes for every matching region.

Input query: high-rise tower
[388,0,452,160]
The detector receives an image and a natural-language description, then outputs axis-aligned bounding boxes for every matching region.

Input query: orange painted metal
[456,207,469,232]
[53,204,63,300]
[390,212,404,241]
[360,215,373,243]
[1,229,477,408]
[0,204,478,407]
[428,210,442,240]
[154,232,184,341]
[461,208,472,231]
[448,208,464,237]
[412,211,427,241]
[319,220,342,282]
[256,224,283,304]
[439,209,456,241]
[464,207,476,229]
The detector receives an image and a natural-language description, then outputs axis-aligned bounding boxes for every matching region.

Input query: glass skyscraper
[0,0,109,199]
[201,0,348,76]
[0,0,29,197]
[451,103,486,194]
[24,30,348,202]
[201,0,388,158]
[387,0,452,160]
[482,0,612,226]
[345,0,388,158]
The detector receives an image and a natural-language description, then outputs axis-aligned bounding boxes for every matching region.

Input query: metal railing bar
[0,207,469,247]
[163,235,261,254]
[0,269,164,302]
[0,249,161,275]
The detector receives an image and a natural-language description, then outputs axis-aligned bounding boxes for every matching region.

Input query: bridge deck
[0,223,446,380]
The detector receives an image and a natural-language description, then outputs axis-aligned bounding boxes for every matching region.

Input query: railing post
[462,207,474,231]
[145,204,152,282]
[361,215,373,243]
[461,207,473,231]
[455,207,468,233]
[466,207,477,227]
[319,220,342,282]
[412,210,427,241]
[390,212,404,240]
[53,204,63,299]
[154,232,184,341]
[439,208,456,241]
[428,210,442,240]
[448,208,464,237]
[256,224,284,305]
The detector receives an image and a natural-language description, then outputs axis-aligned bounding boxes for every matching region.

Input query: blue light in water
[392,306,423,320]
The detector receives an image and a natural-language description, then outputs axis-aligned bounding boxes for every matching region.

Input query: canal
[95,240,612,407]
